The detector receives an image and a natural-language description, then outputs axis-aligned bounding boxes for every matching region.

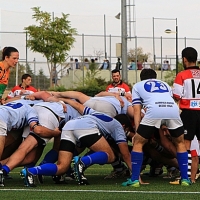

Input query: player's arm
[133,104,142,131]
[51,91,90,104]
[30,122,61,138]
[58,98,85,114]
[95,91,125,107]
[127,105,134,119]
[118,142,131,170]
[25,91,52,101]
[4,96,21,103]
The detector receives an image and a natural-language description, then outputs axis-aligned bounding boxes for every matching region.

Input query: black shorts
[137,124,183,139]
[181,109,200,141]
[137,124,158,139]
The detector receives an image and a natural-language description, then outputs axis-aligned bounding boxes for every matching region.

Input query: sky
[0,0,200,73]
[1,0,200,37]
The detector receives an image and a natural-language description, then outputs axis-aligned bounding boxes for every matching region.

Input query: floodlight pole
[104,14,107,59]
[121,0,128,82]
[175,18,178,75]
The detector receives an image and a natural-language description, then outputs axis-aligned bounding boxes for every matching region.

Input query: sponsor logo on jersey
[190,100,200,108]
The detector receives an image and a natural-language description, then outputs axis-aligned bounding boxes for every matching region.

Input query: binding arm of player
[50,91,90,104]
[58,97,85,115]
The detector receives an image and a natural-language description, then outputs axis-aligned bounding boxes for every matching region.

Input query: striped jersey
[173,67,200,110]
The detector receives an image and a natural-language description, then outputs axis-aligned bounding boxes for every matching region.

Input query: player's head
[2,46,19,68]
[111,69,121,83]
[140,69,157,81]
[182,47,197,69]
[114,114,134,133]
[21,73,32,86]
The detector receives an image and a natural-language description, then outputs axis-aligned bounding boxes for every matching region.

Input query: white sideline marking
[0,189,200,194]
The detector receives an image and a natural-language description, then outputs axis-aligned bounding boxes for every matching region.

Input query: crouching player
[20,99,132,186]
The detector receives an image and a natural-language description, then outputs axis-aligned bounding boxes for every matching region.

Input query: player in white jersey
[0,100,39,163]
[51,90,134,118]
[20,98,133,187]
[36,103,83,184]
[51,91,134,179]
[122,69,190,187]
[0,100,64,186]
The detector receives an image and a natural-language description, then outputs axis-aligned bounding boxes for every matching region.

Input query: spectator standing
[142,59,151,69]
[162,60,170,71]
[100,59,110,70]
[115,57,122,70]
[69,58,75,70]
[7,74,37,98]
[84,58,89,70]
[166,60,171,70]
[0,47,19,100]
[75,58,80,69]
[137,60,143,70]
[129,60,136,70]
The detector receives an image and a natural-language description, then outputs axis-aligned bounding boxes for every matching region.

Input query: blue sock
[39,149,58,165]
[177,151,188,180]
[28,163,58,176]
[131,151,143,181]
[2,165,10,175]
[81,151,108,167]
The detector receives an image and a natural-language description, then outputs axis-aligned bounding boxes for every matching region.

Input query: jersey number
[191,79,200,98]
[4,102,23,109]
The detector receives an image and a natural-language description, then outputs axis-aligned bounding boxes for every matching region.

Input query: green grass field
[1,142,200,200]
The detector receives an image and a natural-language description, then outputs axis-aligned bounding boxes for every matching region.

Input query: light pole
[165,18,178,75]
[104,14,107,59]
[153,17,178,74]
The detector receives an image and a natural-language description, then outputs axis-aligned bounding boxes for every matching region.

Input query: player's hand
[54,127,61,135]
[20,89,26,95]
[125,93,132,103]
[115,95,124,107]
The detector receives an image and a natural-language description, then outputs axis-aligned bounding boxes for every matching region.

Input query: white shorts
[61,128,99,144]
[84,99,117,117]
[141,118,183,129]
[0,120,7,136]
[22,106,59,144]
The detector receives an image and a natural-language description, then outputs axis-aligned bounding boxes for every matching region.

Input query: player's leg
[169,119,191,186]
[1,134,40,175]
[0,120,7,160]
[122,124,155,187]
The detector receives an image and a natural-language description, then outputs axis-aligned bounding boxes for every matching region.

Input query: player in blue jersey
[122,69,191,187]
[20,98,133,187]
[51,90,134,118]
[0,101,39,161]
[0,99,65,186]
[50,91,134,179]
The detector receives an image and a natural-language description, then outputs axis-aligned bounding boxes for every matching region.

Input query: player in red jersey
[7,74,37,98]
[173,47,200,183]
[106,69,132,102]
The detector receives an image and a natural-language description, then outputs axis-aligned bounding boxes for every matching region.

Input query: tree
[36,68,50,90]
[127,47,151,62]
[24,7,77,87]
